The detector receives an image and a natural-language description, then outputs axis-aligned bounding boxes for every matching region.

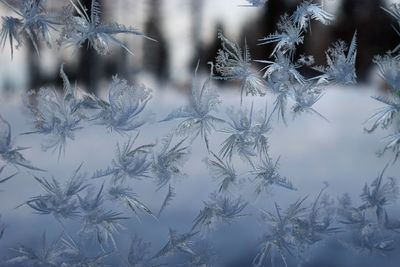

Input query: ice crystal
[207,152,238,193]
[162,64,224,150]
[192,193,247,232]
[61,234,111,266]
[23,66,83,157]
[292,1,334,31]
[0,165,17,184]
[214,33,266,102]
[93,76,152,133]
[291,82,327,121]
[153,229,197,259]
[8,232,63,266]
[92,134,154,182]
[252,154,296,196]
[0,0,58,57]
[258,15,304,57]
[151,135,190,190]
[80,208,128,250]
[220,103,271,164]
[253,197,308,267]
[0,115,43,171]
[127,235,153,267]
[108,184,155,220]
[59,0,154,55]
[366,56,400,133]
[314,32,358,85]
[359,166,398,219]
[158,184,176,217]
[25,164,87,220]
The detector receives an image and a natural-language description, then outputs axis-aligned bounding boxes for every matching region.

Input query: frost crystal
[220,103,271,164]
[92,134,154,182]
[158,184,176,217]
[162,65,224,150]
[252,154,296,196]
[153,229,197,259]
[60,0,154,55]
[93,76,152,132]
[214,33,266,102]
[292,1,334,31]
[23,66,83,157]
[108,184,155,220]
[0,115,43,171]
[314,32,358,85]
[366,55,400,161]
[192,193,247,233]
[207,152,238,193]
[152,135,190,190]
[0,0,58,57]
[25,164,87,220]
[258,15,304,58]
[8,232,63,266]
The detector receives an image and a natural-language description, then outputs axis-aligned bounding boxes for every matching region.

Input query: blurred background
[0,0,399,95]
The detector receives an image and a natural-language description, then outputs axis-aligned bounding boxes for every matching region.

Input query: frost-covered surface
[1,86,400,266]
[0,1,400,267]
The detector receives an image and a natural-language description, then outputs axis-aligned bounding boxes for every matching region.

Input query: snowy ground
[0,85,399,266]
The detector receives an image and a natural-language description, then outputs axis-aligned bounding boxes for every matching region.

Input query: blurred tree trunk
[143,0,169,83]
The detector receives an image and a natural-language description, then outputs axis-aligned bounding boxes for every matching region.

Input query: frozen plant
[292,1,334,31]
[220,103,271,164]
[0,115,43,171]
[93,76,152,133]
[151,134,190,190]
[0,0,59,58]
[59,0,154,55]
[92,134,154,182]
[314,31,358,85]
[214,33,266,103]
[192,193,247,233]
[23,66,84,157]
[251,154,296,196]
[161,64,224,150]
[24,164,87,220]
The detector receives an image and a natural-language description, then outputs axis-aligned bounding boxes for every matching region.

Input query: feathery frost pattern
[2,1,400,267]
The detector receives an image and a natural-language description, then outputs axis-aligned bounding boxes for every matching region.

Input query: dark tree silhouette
[143,0,169,83]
